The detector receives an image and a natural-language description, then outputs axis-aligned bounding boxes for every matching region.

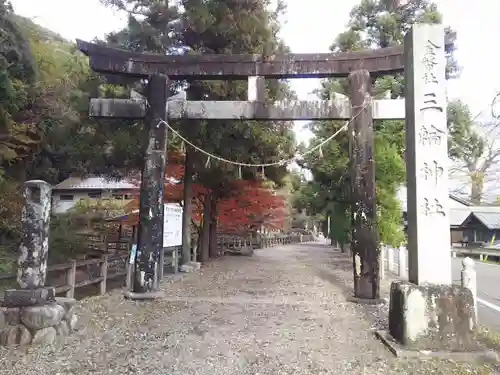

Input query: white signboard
[163,203,183,247]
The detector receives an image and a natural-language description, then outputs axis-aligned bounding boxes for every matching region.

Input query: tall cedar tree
[101,0,296,261]
[180,0,295,260]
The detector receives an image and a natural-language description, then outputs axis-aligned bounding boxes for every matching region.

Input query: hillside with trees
[0,0,299,271]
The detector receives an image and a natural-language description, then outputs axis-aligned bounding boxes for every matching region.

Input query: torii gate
[77,24,452,304]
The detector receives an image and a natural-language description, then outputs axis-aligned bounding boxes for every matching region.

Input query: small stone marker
[461,257,477,324]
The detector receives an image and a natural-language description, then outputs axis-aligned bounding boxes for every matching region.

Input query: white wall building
[51,177,139,214]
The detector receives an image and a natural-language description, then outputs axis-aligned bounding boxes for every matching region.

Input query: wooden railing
[0,254,129,299]
[217,233,315,252]
[0,233,315,298]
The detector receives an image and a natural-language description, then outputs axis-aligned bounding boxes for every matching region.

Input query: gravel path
[0,242,498,374]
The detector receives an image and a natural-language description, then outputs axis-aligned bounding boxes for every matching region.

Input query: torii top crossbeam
[76,39,405,79]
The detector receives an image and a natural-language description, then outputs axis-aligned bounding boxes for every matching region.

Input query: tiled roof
[53,177,139,191]
[462,208,500,230]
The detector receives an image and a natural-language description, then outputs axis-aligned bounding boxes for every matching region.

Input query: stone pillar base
[180,261,201,273]
[123,290,165,300]
[386,281,478,352]
[0,296,77,347]
[3,287,56,307]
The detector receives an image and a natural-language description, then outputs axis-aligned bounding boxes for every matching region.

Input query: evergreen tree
[300,0,457,246]
[100,0,296,261]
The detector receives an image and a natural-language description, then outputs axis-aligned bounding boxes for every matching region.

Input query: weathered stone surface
[2,287,56,307]
[4,308,20,325]
[132,74,168,295]
[226,247,254,256]
[240,247,254,256]
[188,261,201,270]
[77,38,406,79]
[89,97,406,121]
[0,310,5,329]
[0,325,31,346]
[31,327,56,346]
[404,24,451,285]
[55,297,77,313]
[55,321,70,337]
[56,297,77,321]
[388,281,477,351]
[17,180,52,289]
[21,303,65,330]
[180,264,196,273]
[69,314,78,332]
[64,306,75,322]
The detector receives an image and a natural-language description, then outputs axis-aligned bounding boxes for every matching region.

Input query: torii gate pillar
[348,70,380,301]
[128,74,169,297]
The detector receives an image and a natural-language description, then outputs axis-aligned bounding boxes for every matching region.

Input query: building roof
[460,207,500,230]
[53,177,139,191]
[449,194,472,206]
[396,187,500,227]
[450,207,472,227]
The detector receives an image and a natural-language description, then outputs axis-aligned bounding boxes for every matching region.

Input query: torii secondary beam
[76,39,405,79]
[89,98,405,121]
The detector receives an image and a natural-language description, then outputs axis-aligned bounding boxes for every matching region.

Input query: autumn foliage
[124,152,287,232]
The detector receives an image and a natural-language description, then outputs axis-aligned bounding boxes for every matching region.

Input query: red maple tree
[122,152,287,232]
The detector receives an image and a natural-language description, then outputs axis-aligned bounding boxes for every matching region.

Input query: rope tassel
[261,166,265,179]
[205,156,211,168]
[238,165,242,179]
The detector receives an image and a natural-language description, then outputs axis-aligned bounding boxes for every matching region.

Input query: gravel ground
[0,242,498,374]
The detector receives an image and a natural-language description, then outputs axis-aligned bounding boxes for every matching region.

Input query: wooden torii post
[77,39,405,300]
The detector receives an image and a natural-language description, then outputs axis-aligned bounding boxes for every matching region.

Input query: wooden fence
[0,234,314,299]
[0,254,129,299]
[217,233,314,251]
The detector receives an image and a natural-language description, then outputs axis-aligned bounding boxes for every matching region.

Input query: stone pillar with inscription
[381,24,478,353]
[1,180,79,347]
[405,24,451,286]
[4,180,55,305]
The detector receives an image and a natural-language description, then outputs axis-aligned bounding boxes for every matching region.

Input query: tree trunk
[199,197,211,263]
[181,151,193,264]
[470,171,484,204]
[209,195,218,258]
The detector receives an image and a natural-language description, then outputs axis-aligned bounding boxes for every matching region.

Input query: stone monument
[377,24,480,356]
[0,180,77,346]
